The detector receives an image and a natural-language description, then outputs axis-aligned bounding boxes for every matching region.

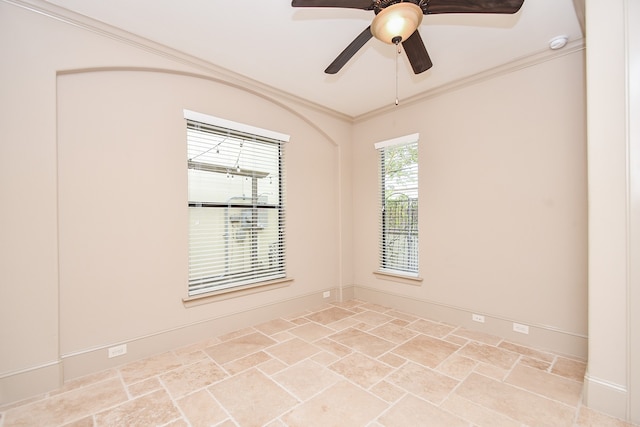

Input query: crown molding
[354,38,585,122]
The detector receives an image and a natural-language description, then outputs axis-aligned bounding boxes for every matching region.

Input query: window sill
[183,277,294,308]
[373,271,423,286]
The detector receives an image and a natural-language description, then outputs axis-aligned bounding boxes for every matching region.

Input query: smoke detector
[549,35,569,50]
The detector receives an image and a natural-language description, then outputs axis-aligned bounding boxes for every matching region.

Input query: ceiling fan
[291,0,525,74]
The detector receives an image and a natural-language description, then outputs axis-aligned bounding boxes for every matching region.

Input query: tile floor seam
[205,386,237,427]
[168,386,195,427]
[470,370,581,425]
[502,373,582,410]
[450,393,525,427]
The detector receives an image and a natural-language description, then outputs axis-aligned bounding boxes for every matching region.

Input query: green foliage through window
[379,141,418,274]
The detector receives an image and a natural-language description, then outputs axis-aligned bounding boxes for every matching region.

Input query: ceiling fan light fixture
[370,2,423,44]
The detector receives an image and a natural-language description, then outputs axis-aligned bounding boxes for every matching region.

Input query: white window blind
[185,110,288,296]
[375,134,419,276]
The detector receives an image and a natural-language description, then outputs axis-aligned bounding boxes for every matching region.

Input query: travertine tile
[289,317,310,325]
[378,394,469,427]
[458,341,519,370]
[452,327,502,345]
[289,322,334,342]
[127,377,162,397]
[455,373,575,426]
[173,338,220,365]
[254,318,296,336]
[283,309,313,321]
[441,394,521,427]
[209,369,298,427]
[368,321,419,344]
[474,362,510,381]
[389,318,410,327]
[392,334,459,368]
[378,352,406,368]
[273,359,341,400]
[271,331,295,343]
[176,389,228,427]
[386,309,418,322]
[408,318,456,338]
[119,352,182,384]
[325,317,362,331]
[163,420,189,427]
[305,306,354,325]
[312,337,352,357]
[51,369,118,396]
[505,364,583,406]
[161,359,228,398]
[205,332,276,364]
[370,380,406,403]
[174,337,220,356]
[552,356,587,382]
[63,416,95,427]
[310,350,339,366]
[94,389,181,427]
[436,354,477,380]
[223,350,272,375]
[387,362,458,405]
[498,340,555,363]
[330,299,364,310]
[266,337,320,365]
[576,405,637,427]
[350,310,392,326]
[258,358,288,375]
[329,328,395,358]
[444,334,469,346]
[519,355,552,371]
[352,321,375,331]
[282,380,387,427]
[359,302,391,313]
[173,349,208,365]
[329,352,393,388]
[4,378,127,426]
[218,327,256,341]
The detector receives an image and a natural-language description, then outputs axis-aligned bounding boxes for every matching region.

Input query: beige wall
[0,0,352,403]
[351,50,588,357]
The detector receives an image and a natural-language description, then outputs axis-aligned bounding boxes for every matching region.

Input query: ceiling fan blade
[425,0,524,14]
[291,0,373,9]
[402,30,432,74]
[325,26,373,74]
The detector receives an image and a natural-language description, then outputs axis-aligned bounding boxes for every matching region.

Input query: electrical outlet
[108,344,127,358]
[513,323,529,334]
[472,314,485,323]
[323,291,330,298]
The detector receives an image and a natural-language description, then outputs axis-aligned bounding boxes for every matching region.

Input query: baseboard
[0,361,61,406]
[61,289,337,382]
[583,374,628,421]
[350,284,588,359]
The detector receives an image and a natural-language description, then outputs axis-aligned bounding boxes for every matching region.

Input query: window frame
[183,109,290,299]
[375,133,421,280]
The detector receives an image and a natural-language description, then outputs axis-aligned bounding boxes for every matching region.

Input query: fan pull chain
[395,40,401,106]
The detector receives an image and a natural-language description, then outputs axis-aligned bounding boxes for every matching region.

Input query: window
[185,110,288,296]
[375,134,419,276]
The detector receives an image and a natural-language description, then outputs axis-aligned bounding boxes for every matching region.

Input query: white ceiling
[43,0,583,118]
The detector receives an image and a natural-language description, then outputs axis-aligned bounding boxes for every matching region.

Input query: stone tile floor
[1,299,637,426]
